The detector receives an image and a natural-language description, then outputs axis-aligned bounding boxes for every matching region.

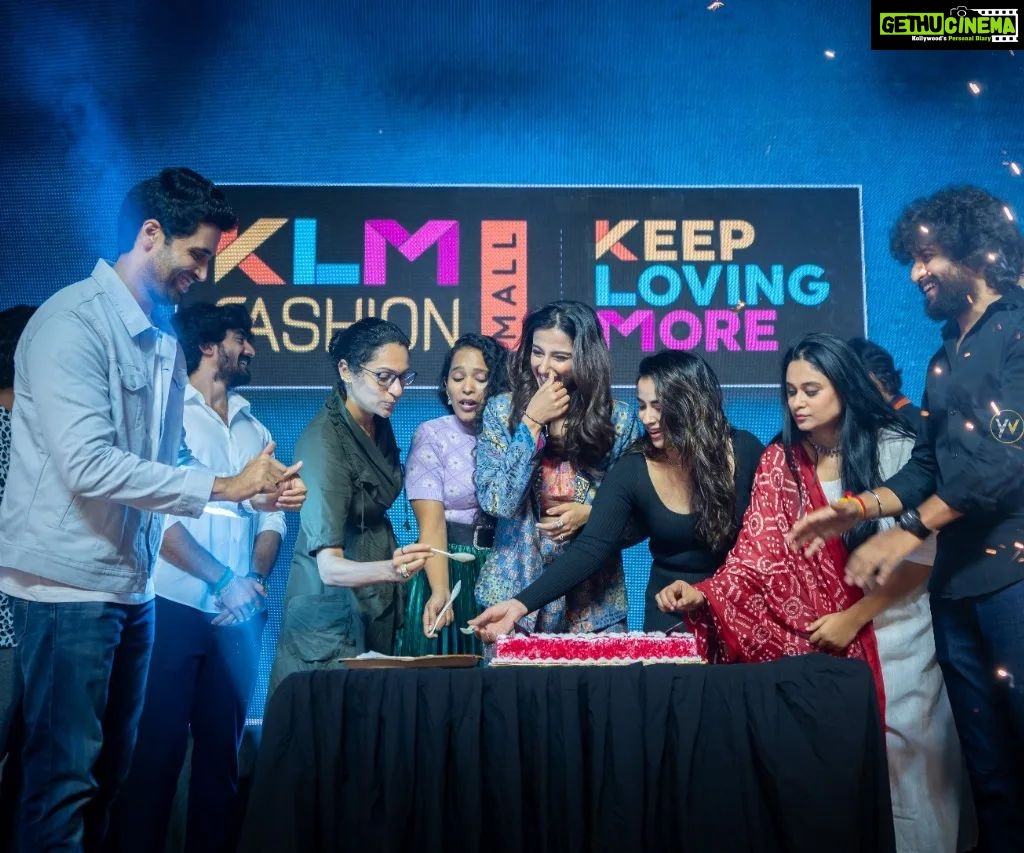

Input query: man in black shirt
[792,185,1024,852]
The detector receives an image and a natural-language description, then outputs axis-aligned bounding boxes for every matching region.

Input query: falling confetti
[965,421,976,431]
[1003,205,1016,222]
[986,548,999,556]
[1011,162,1022,177]
[707,1,725,9]
[733,300,746,311]
[824,50,836,59]
[968,81,982,95]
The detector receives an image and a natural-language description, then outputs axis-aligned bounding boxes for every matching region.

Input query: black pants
[107,596,264,853]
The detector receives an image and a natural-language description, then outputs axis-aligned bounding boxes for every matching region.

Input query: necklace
[806,437,841,458]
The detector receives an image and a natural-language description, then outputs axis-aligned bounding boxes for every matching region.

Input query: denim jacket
[0,261,214,594]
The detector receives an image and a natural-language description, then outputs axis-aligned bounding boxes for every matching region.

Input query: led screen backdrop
[192,185,865,387]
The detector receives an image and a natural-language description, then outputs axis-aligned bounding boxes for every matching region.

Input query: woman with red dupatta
[657,333,973,853]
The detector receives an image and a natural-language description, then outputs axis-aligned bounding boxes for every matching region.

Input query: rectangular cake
[491,631,704,665]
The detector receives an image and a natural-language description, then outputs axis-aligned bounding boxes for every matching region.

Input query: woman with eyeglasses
[474,301,642,635]
[398,333,511,656]
[269,318,432,694]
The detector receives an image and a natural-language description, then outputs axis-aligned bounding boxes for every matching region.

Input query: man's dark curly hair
[117,167,237,255]
[890,185,1024,294]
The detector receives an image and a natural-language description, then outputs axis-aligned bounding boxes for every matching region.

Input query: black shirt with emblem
[885,288,1024,599]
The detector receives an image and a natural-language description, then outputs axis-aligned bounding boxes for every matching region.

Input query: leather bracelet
[210,567,235,596]
[897,508,931,540]
[867,489,884,518]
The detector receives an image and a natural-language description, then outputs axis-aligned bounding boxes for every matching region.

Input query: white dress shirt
[153,384,286,613]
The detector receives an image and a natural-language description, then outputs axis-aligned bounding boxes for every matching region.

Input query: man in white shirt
[0,168,305,852]
[107,302,290,852]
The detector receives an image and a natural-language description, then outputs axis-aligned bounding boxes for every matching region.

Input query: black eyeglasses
[359,367,417,389]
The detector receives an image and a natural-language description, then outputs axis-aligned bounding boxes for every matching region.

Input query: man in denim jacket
[0,168,304,852]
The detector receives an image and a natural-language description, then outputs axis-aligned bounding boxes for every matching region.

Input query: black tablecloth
[239,655,894,853]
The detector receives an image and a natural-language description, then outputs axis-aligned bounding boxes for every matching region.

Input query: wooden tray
[340,654,483,670]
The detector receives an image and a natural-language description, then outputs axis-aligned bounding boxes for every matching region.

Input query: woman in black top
[470,350,763,637]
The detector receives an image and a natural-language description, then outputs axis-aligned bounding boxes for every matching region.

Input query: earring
[446,395,452,406]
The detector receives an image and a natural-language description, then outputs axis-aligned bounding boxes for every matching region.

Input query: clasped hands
[218,442,308,512]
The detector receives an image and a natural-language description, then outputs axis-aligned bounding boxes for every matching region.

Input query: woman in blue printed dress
[474,301,642,634]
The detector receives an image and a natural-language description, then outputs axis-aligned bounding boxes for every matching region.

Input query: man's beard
[218,349,252,388]
[922,265,975,321]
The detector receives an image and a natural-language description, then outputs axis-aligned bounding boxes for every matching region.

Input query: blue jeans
[931,581,1024,853]
[107,596,264,853]
[11,597,154,853]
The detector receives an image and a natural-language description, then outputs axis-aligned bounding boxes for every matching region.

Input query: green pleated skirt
[399,541,487,656]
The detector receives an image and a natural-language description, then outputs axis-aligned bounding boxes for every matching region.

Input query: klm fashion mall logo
[871,4,1018,48]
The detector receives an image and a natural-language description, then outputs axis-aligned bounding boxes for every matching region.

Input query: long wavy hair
[507,301,615,470]
[635,351,737,551]
[779,333,913,550]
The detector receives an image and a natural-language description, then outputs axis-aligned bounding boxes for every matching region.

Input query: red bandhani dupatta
[688,442,886,721]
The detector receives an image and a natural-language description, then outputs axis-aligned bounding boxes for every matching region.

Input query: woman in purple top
[399,333,510,656]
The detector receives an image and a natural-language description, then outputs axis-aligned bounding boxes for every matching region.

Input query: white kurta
[820,431,975,853]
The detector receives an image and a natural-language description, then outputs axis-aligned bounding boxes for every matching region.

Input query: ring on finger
[398,564,410,580]
[557,519,564,529]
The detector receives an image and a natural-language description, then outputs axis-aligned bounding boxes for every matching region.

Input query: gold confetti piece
[1003,205,1016,222]
[968,81,982,95]
[991,401,1001,415]
[1011,162,1022,177]
[986,548,999,556]
[965,421,976,431]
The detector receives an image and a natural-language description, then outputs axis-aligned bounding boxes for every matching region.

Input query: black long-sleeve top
[885,288,1024,598]
[516,429,764,631]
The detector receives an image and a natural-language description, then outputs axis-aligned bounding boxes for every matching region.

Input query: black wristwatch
[896,508,931,540]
